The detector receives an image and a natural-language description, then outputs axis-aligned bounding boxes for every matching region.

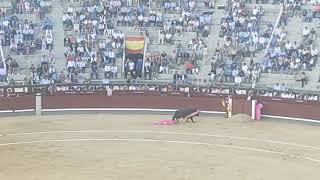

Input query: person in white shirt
[128,60,135,72]
[302,27,310,38]
[46,35,53,50]
[234,75,242,86]
[165,33,172,44]
[158,30,164,44]
[311,47,318,57]
[273,83,282,91]
[164,1,170,12]
[111,64,118,79]
[77,45,84,56]
[2,20,9,27]
[106,86,113,96]
[285,41,292,50]
[67,60,75,73]
[242,63,248,74]
[104,64,111,78]
[79,60,86,72]
[253,6,259,17]
[232,68,239,83]
[109,51,115,64]
[40,77,50,85]
[129,85,137,91]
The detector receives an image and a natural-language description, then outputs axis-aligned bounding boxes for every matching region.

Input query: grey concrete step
[260,73,297,80]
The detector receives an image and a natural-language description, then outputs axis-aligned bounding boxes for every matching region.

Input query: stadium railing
[0,82,319,102]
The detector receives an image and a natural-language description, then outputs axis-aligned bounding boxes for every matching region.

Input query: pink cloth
[255,103,263,120]
[154,120,177,125]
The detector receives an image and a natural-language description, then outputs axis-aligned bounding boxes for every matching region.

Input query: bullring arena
[2,0,320,179]
[0,83,320,179]
[0,113,320,180]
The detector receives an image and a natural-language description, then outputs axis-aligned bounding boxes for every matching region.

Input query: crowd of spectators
[206,0,265,86]
[62,0,128,83]
[262,0,319,87]
[0,15,53,55]
[11,0,52,18]
[0,0,54,85]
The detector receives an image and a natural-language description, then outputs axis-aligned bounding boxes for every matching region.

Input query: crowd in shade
[62,0,127,84]
[207,0,264,87]
[11,0,52,17]
[262,0,319,87]
[0,15,53,56]
[0,0,54,85]
[143,0,214,83]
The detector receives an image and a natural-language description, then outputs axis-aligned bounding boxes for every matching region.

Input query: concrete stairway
[49,0,66,72]
[156,0,224,81]
[257,4,320,90]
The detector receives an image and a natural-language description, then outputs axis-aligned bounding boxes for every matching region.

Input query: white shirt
[303,28,310,36]
[46,37,53,44]
[41,79,50,85]
[129,85,136,90]
[109,51,115,58]
[273,85,282,91]
[2,20,9,27]
[144,61,151,67]
[128,62,135,70]
[242,65,248,73]
[67,61,75,68]
[253,8,259,16]
[111,66,118,73]
[311,48,318,56]
[285,42,292,50]
[104,65,111,72]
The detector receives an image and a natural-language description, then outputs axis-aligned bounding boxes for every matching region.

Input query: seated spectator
[273,83,282,91]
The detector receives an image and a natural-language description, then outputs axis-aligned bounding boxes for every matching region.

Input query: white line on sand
[3,130,320,150]
[0,138,319,164]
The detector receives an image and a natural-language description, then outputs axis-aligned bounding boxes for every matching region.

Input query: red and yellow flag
[126,36,145,54]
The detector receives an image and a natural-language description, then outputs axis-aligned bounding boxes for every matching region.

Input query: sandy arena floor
[0,113,319,180]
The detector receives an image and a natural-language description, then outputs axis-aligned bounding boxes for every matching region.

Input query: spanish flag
[126,36,145,54]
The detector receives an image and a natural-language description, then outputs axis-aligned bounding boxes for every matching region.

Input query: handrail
[0,83,319,102]
[0,41,6,75]
[264,2,284,55]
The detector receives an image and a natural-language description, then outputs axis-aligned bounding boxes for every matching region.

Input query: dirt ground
[0,113,319,180]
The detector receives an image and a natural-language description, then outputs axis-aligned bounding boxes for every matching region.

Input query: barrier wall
[257,97,320,120]
[0,92,319,121]
[42,94,225,112]
[0,96,35,111]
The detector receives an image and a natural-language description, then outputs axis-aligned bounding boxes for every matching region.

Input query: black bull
[172,109,200,123]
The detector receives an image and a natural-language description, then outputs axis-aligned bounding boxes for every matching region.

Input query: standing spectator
[296,72,307,88]
[111,64,118,79]
[104,64,111,78]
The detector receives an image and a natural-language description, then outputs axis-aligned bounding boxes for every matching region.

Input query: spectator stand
[144,0,219,84]
[62,1,126,84]
[0,0,54,86]
[211,0,272,88]
[258,0,320,90]
[10,0,52,16]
